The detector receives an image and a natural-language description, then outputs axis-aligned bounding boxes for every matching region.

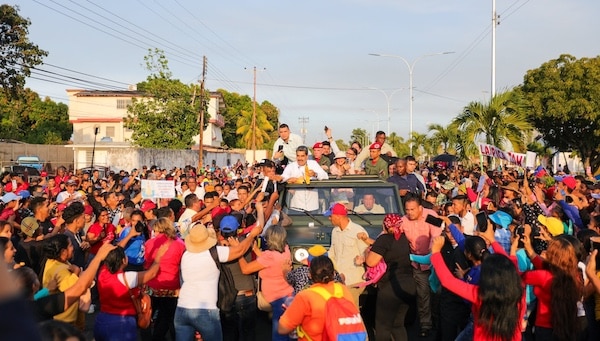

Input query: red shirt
[87,222,116,255]
[521,256,553,328]
[432,252,526,341]
[144,235,185,291]
[98,267,137,316]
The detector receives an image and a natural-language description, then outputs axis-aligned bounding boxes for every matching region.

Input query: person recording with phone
[272,124,304,164]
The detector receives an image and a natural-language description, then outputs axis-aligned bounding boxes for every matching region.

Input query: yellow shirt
[43,259,79,323]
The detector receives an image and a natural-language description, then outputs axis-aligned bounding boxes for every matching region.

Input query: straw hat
[184,223,217,253]
[501,182,521,194]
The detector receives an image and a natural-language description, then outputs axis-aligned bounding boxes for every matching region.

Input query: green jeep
[279,175,404,263]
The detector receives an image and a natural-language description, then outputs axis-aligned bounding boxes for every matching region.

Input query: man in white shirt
[326,203,369,307]
[354,193,385,214]
[182,176,205,202]
[272,123,304,163]
[451,194,475,235]
[56,179,83,204]
[281,146,328,212]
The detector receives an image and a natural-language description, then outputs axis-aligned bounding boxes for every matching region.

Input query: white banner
[478,143,529,167]
[141,179,176,199]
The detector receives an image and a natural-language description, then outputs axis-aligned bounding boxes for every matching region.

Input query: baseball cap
[258,159,275,168]
[66,179,78,186]
[307,244,328,261]
[324,203,347,217]
[562,176,576,190]
[369,142,382,150]
[313,142,323,149]
[17,190,31,199]
[442,181,456,190]
[0,192,21,203]
[84,205,94,215]
[140,200,157,212]
[488,211,512,229]
[20,217,40,237]
[220,215,240,234]
[537,215,564,236]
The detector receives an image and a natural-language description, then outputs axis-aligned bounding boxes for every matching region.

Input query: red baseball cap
[140,200,157,212]
[324,203,347,217]
[562,176,576,190]
[313,142,323,149]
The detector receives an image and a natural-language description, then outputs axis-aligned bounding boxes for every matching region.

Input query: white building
[66,89,236,170]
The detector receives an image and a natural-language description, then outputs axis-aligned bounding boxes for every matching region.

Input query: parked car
[16,155,44,171]
[1,165,41,183]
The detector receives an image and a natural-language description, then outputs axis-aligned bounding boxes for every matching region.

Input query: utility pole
[198,56,207,171]
[245,66,266,163]
[298,116,309,144]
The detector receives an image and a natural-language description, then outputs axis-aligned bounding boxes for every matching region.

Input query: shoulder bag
[123,272,152,329]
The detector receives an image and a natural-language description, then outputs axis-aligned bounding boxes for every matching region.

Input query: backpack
[354,258,387,288]
[209,246,237,313]
[305,283,367,341]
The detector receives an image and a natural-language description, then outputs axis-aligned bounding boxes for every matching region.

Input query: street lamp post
[366,87,404,134]
[369,52,454,153]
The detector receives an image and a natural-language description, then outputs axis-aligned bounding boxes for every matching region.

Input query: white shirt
[329,219,368,286]
[354,204,385,214]
[461,211,476,236]
[56,190,83,204]
[281,160,329,212]
[177,247,229,309]
[182,187,205,202]
[281,160,329,183]
[272,133,304,162]
[178,208,197,236]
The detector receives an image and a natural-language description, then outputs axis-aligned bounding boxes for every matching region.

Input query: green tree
[218,90,253,148]
[428,123,458,154]
[336,139,349,152]
[0,89,71,143]
[0,5,47,98]
[350,128,369,147]
[236,109,273,149]
[408,131,433,158]
[452,90,532,165]
[519,54,600,173]
[125,49,200,149]
[387,132,409,157]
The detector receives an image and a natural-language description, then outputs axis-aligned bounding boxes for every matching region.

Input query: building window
[116,99,132,109]
[105,126,115,137]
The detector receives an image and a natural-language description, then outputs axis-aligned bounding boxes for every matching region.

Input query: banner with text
[141,180,175,199]
[478,143,529,167]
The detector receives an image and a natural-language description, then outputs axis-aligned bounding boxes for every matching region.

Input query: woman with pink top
[143,217,186,341]
[239,225,293,341]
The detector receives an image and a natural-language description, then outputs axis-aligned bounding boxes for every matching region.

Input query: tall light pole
[366,87,404,134]
[369,52,454,153]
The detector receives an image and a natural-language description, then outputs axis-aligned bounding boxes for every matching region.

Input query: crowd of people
[0,123,600,341]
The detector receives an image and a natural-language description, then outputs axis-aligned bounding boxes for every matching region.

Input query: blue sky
[15,0,600,146]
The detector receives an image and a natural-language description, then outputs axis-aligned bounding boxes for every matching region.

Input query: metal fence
[0,142,74,174]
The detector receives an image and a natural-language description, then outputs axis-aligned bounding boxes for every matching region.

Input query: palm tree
[452,90,532,165]
[408,131,433,158]
[428,123,458,154]
[236,109,274,149]
[387,132,409,157]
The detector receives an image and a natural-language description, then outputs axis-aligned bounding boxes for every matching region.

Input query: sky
[14,0,600,146]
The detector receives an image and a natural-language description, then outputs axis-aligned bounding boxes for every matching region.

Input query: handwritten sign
[141,180,175,199]
[478,143,530,167]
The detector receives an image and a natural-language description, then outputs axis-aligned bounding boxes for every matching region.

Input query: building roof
[68,90,146,97]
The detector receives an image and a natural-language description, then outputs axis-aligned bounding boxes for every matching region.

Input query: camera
[134,221,145,233]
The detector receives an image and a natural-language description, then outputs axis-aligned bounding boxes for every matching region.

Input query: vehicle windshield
[283,185,400,216]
